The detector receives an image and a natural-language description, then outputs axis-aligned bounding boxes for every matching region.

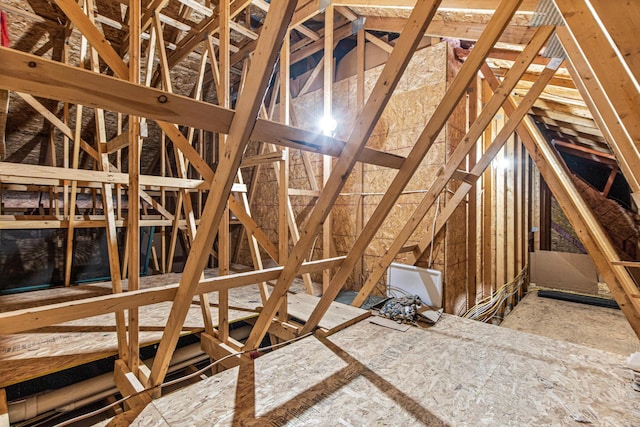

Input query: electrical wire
[53,332,314,427]
[466,267,526,321]
[386,284,413,298]
[463,265,528,323]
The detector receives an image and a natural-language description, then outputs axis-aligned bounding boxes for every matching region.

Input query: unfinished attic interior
[2,0,640,423]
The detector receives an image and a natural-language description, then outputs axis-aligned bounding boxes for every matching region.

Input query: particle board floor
[125,315,640,426]
[0,269,364,387]
[501,290,640,355]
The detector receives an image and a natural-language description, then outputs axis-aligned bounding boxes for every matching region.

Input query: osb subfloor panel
[0,269,317,387]
[501,291,640,355]
[129,315,640,426]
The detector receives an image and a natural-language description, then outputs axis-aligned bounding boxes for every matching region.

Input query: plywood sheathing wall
[440,43,468,315]
[243,42,474,313]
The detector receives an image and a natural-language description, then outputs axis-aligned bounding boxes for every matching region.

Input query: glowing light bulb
[319,115,337,136]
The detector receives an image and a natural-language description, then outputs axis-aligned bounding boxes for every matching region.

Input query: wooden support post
[495,113,506,296]
[62,0,135,359]
[127,0,142,375]
[518,136,533,298]
[116,114,123,221]
[466,76,478,309]
[278,151,289,320]
[246,0,445,348]
[217,0,231,343]
[354,26,365,290]
[481,80,494,299]
[280,30,291,127]
[147,0,298,387]
[267,145,314,294]
[261,81,316,293]
[322,5,335,293]
[156,12,216,336]
[63,34,87,288]
[231,61,256,265]
[161,133,167,273]
[218,205,230,342]
[218,165,231,343]
[505,134,516,310]
[483,66,640,338]
[278,30,291,318]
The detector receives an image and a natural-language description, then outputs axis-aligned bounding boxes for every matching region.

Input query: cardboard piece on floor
[530,250,599,294]
[369,316,411,332]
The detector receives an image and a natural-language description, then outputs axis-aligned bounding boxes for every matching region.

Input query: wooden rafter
[552,139,617,167]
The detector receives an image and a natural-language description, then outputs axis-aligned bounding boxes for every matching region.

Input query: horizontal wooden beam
[0,257,345,335]
[488,48,550,65]
[239,150,286,168]
[0,47,234,134]
[0,217,194,229]
[332,0,539,11]
[531,106,598,130]
[229,21,259,40]
[177,0,213,16]
[290,0,321,28]
[252,119,405,169]
[552,139,618,167]
[535,116,604,139]
[364,17,537,45]
[289,188,321,197]
[0,162,209,190]
[492,67,576,89]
